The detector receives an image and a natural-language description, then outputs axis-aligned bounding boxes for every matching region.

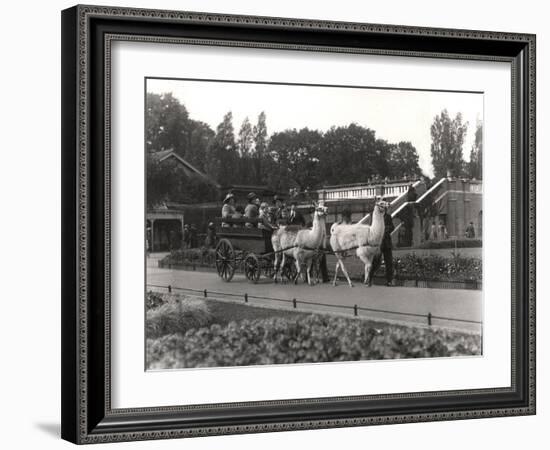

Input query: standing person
[221,193,236,227]
[438,220,448,240]
[271,195,285,225]
[369,201,395,286]
[189,224,197,248]
[288,201,306,226]
[183,224,190,249]
[204,222,216,249]
[404,183,417,246]
[429,220,438,241]
[244,192,260,227]
[465,221,476,238]
[340,207,352,224]
[258,202,275,252]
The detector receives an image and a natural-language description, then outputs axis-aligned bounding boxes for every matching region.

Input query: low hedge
[160,248,216,268]
[146,314,481,369]
[417,239,482,250]
[394,254,482,281]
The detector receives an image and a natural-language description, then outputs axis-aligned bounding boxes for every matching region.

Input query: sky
[147,78,483,177]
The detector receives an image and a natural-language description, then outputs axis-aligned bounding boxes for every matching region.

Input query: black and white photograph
[144,78,484,370]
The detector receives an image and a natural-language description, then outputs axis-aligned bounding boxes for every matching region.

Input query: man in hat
[369,198,395,286]
[221,192,236,227]
[287,201,305,227]
[271,195,286,225]
[244,192,260,227]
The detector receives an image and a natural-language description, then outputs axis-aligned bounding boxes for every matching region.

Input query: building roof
[151,149,220,188]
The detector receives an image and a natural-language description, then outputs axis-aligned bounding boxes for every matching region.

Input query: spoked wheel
[215,238,235,282]
[244,253,261,284]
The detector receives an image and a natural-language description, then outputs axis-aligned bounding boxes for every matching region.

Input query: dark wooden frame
[61,4,536,444]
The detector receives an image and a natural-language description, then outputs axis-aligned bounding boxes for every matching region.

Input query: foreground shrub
[146,291,168,310]
[146,314,481,369]
[145,298,215,339]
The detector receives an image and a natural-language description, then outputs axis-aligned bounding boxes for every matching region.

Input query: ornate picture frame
[61,5,535,444]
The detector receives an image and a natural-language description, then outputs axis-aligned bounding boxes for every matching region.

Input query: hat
[273,195,284,203]
[247,192,257,201]
[223,193,235,204]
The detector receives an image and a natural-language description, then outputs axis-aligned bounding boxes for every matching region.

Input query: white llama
[272,203,328,285]
[329,199,389,287]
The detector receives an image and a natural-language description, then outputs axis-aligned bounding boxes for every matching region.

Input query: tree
[237,117,254,156]
[267,128,323,192]
[430,109,468,178]
[253,112,268,184]
[185,120,215,172]
[389,141,423,179]
[318,124,377,185]
[145,92,190,156]
[468,121,483,179]
[206,112,238,186]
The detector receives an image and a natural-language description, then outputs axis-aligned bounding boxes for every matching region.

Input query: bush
[146,314,481,369]
[146,291,167,310]
[145,297,215,339]
[160,248,216,268]
[394,254,482,281]
[418,239,482,250]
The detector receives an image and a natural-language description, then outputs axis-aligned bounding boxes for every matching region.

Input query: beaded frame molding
[61,4,536,444]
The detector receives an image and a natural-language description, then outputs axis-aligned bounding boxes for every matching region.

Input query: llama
[329,199,389,287]
[272,203,328,285]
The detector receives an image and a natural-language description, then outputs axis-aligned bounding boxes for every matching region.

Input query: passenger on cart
[258,202,276,253]
[244,192,260,227]
[221,193,236,227]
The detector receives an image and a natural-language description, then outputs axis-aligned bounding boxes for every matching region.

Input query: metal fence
[146,283,482,329]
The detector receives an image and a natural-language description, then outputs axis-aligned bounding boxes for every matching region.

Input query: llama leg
[273,253,279,283]
[366,253,380,286]
[332,256,341,286]
[280,253,286,283]
[339,259,354,288]
[306,259,312,286]
[294,256,302,284]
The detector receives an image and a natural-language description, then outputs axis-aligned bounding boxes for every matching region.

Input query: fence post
[244,293,248,303]
[428,312,432,326]
[293,298,297,309]
[354,304,358,316]
[168,285,172,293]
[204,289,207,298]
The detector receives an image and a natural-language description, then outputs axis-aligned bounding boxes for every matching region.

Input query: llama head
[374,197,390,215]
[312,201,328,218]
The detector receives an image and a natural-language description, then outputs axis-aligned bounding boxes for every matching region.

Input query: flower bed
[146,314,481,369]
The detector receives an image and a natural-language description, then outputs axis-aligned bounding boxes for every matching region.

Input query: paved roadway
[147,259,482,333]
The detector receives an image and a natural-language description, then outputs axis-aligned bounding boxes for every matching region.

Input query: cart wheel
[215,238,235,282]
[244,254,261,284]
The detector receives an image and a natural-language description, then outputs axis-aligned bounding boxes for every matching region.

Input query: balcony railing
[319,181,417,202]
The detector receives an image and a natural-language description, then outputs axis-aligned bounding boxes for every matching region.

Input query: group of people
[221,192,306,229]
